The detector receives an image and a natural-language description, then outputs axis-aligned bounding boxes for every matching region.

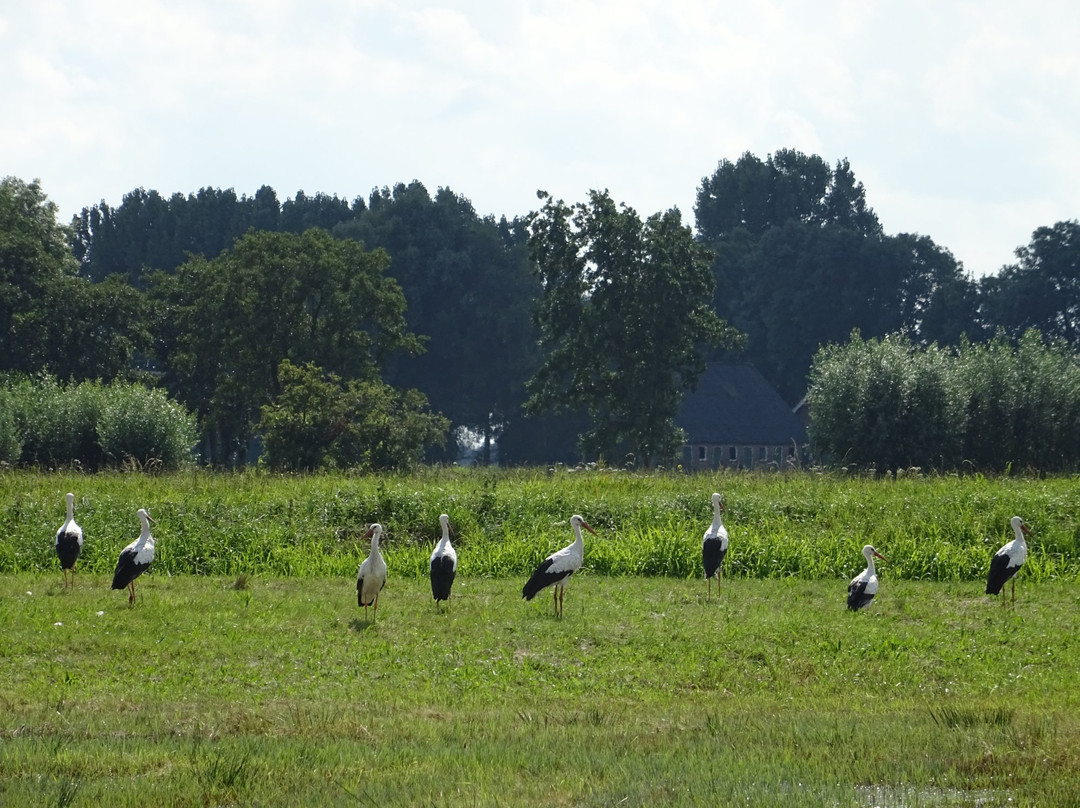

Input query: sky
[3,0,1078,278]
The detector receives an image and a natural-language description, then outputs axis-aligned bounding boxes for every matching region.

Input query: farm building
[676,363,808,471]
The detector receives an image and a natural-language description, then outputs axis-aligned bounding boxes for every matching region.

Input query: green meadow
[2,468,1079,806]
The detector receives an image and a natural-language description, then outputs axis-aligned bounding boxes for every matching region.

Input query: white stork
[847,544,885,611]
[357,523,388,621]
[55,492,84,589]
[986,516,1032,605]
[429,513,457,609]
[111,508,155,605]
[522,514,597,618]
[702,492,729,600]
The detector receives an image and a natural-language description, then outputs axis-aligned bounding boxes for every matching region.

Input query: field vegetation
[1,468,1079,806]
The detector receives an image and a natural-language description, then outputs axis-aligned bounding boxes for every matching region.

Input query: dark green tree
[979,220,1080,345]
[335,181,544,462]
[151,228,424,465]
[0,177,80,372]
[695,151,980,403]
[525,190,743,465]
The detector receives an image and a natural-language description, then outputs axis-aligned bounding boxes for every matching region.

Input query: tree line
[3,147,1080,471]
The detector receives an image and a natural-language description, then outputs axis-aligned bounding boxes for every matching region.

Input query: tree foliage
[334,181,544,462]
[525,190,743,465]
[258,360,449,471]
[979,220,1080,346]
[807,330,1080,472]
[694,151,980,403]
[72,186,360,285]
[151,228,425,465]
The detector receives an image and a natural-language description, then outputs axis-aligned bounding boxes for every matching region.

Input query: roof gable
[676,364,807,445]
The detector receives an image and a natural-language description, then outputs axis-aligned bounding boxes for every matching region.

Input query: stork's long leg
[128,581,136,605]
[1011,578,1016,606]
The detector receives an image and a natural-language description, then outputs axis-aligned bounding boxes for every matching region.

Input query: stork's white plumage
[55,492,84,589]
[111,508,155,605]
[429,513,457,609]
[847,544,885,611]
[357,523,388,620]
[986,516,1031,605]
[702,492,729,601]
[521,514,597,617]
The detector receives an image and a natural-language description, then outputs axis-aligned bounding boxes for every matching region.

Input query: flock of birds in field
[52,491,1035,617]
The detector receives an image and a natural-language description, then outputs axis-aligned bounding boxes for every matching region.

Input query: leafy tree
[525,190,743,465]
[151,228,423,465]
[694,151,980,404]
[695,149,881,243]
[0,177,80,372]
[71,185,360,283]
[259,360,449,471]
[979,220,1080,345]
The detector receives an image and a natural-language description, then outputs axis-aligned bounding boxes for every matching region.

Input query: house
[676,363,807,471]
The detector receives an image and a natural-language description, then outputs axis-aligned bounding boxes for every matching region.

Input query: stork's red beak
[1021,523,1031,535]
[581,520,597,535]
[873,550,886,561]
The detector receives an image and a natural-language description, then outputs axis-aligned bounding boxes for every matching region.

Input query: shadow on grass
[348,617,377,632]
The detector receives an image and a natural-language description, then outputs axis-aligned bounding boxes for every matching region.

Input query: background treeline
[3,148,1080,471]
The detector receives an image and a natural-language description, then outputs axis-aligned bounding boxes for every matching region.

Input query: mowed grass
[2,468,1080,806]
[2,573,1080,807]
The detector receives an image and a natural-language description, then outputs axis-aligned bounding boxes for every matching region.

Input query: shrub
[96,383,199,470]
[0,375,197,470]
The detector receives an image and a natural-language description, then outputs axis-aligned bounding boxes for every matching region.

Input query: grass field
[2,468,1080,806]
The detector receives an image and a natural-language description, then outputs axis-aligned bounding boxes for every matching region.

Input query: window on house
[729,446,737,461]
[698,446,707,462]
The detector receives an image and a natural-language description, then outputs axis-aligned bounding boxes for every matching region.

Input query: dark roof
[676,364,807,445]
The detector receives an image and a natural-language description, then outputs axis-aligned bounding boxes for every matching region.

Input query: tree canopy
[525,189,743,465]
[150,228,426,464]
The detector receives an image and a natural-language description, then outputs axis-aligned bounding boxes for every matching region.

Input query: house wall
[683,443,798,471]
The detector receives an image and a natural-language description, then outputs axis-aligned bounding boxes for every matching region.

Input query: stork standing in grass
[702,492,728,601]
[986,516,1032,606]
[429,513,457,609]
[111,508,155,606]
[522,515,597,618]
[847,544,885,611]
[55,492,84,589]
[357,523,388,620]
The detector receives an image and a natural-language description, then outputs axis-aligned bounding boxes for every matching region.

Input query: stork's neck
[711,502,724,533]
[138,515,153,544]
[435,523,451,552]
[571,524,585,552]
[66,495,75,521]
[1013,523,1028,545]
[864,552,877,576]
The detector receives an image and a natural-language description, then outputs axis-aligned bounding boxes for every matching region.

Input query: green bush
[0,375,197,470]
[808,329,1080,472]
[96,383,200,470]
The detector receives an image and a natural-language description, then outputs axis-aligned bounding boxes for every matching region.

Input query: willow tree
[525,189,743,466]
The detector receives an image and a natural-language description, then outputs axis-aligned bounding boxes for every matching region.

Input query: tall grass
[1,467,1077,582]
